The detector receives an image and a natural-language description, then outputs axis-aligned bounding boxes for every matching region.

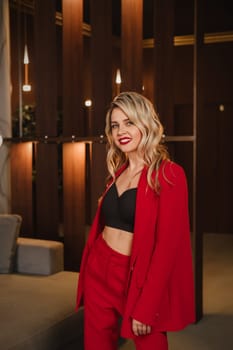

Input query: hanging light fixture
[22,11,31,93]
[22,44,31,92]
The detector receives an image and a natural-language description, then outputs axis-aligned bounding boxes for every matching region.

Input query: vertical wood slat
[62,0,84,136]
[11,143,33,236]
[63,142,86,271]
[34,0,57,136]
[201,104,218,233]
[90,0,113,136]
[90,142,107,221]
[121,0,143,92]
[218,104,233,233]
[193,0,204,322]
[35,143,59,240]
[153,0,175,134]
[34,2,59,241]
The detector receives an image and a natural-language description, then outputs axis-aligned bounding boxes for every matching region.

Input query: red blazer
[76,160,195,338]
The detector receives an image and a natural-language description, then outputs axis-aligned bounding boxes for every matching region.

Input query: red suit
[76,160,195,340]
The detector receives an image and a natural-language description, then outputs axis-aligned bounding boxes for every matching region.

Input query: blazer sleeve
[131,163,191,325]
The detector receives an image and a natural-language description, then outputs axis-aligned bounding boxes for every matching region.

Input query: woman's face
[110,108,142,154]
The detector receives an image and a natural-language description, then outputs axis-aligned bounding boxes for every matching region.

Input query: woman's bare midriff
[102,226,133,256]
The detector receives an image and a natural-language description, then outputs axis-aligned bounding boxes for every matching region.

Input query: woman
[76,92,195,350]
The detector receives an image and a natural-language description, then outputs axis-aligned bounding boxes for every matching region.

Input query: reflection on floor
[120,233,233,350]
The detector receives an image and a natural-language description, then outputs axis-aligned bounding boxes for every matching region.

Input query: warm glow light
[115,69,122,84]
[63,142,86,188]
[22,84,31,92]
[115,69,122,96]
[74,142,86,158]
[0,135,3,147]
[22,44,31,92]
[219,104,225,112]
[23,45,29,64]
[85,99,92,107]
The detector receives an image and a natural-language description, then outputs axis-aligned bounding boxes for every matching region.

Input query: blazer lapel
[130,167,159,264]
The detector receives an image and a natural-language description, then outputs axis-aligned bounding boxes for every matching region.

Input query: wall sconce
[84,99,93,135]
[22,44,31,92]
[84,99,92,108]
[115,69,122,95]
[219,104,225,112]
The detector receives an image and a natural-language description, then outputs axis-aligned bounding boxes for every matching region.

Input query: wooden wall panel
[83,36,92,103]
[34,1,59,241]
[62,0,84,136]
[90,0,113,135]
[193,0,205,321]
[203,43,233,103]
[121,0,143,92]
[35,143,59,239]
[169,141,194,228]
[11,143,33,236]
[90,142,107,221]
[174,46,193,105]
[216,104,233,233]
[153,0,175,134]
[198,104,218,233]
[143,49,154,102]
[194,102,233,234]
[63,142,86,271]
[174,104,193,135]
[34,0,57,136]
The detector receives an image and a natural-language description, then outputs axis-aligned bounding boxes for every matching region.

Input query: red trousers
[83,234,168,350]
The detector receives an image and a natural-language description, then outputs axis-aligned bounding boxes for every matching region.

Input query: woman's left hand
[132,318,152,336]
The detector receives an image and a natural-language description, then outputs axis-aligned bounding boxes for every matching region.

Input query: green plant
[12,104,36,137]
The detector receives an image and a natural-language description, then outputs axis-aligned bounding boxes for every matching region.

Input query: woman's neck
[127,154,145,172]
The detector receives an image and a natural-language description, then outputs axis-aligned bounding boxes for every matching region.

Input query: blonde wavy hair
[105,91,169,192]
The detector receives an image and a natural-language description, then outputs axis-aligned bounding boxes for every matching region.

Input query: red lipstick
[119,137,131,145]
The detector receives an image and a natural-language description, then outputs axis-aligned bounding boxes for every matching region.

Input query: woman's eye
[111,124,118,129]
[127,121,134,126]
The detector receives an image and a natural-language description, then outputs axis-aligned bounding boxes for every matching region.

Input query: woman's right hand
[132,318,151,336]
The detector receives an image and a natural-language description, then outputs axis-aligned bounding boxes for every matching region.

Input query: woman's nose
[117,124,126,134]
